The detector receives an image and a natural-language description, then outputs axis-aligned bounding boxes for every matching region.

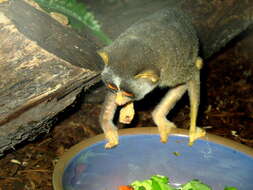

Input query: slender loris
[98,8,206,148]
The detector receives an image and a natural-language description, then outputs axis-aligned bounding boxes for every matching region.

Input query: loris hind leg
[187,72,206,146]
[152,85,187,143]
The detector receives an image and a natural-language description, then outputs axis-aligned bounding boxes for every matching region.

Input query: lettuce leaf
[180,179,211,190]
[129,175,238,190]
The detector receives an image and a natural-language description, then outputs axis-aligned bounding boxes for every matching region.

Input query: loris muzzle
[98,8,205,149]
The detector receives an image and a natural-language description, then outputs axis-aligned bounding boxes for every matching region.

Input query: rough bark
[0,0,102,155]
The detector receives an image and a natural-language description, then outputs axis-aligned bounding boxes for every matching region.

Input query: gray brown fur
[99,8,204,148]
[101,8,199,98]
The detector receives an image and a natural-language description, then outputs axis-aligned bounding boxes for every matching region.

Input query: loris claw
[98,8,206,147]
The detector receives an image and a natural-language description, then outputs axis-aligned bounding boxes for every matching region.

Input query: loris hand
[103,122,119,148]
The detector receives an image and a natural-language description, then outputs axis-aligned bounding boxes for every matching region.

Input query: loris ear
[97,51,109,65]
[134,70,159,83]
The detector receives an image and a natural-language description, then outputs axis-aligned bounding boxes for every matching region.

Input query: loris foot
[158,121,176,143]
[104,130,119,149]
[188,127,206,146]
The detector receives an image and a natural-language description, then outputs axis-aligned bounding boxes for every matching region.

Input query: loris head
[97,40,160,106]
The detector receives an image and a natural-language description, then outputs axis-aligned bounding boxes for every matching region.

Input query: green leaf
[181,179,212,190]
[33,0,112,44]
[131,175,176,190]
[151,175,169,184]
[131,180,152,190]
[139,186,146,190]
[152,180,162,190]
[151,175,175,190]
[224,187,238,190]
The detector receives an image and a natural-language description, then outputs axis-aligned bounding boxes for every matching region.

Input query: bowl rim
[52,127,253,190]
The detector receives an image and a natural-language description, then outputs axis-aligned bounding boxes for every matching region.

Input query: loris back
[101,8,199,88]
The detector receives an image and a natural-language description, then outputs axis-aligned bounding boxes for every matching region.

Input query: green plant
[33,0,112,44]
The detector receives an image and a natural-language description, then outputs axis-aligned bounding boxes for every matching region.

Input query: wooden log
[0,0,102,155]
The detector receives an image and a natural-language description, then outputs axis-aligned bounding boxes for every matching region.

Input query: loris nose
[115,91,131,106]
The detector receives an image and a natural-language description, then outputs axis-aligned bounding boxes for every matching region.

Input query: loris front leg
[99,92,119,148]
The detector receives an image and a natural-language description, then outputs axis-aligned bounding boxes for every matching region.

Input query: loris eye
[107,83,118,91]
[122,91,134,97]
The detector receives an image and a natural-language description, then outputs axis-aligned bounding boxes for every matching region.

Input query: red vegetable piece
[118,185,134,190]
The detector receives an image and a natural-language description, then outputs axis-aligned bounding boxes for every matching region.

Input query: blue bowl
[53,128,253,190]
